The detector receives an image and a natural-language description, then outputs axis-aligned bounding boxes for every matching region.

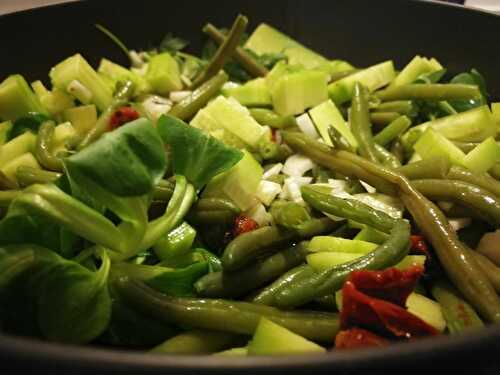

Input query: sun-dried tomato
[335,328,390,350]
[232,215,259,237]
[109,107,140,130]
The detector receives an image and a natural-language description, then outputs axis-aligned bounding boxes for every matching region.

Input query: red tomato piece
[335,328,390,350]
[232,215,259,237]
[109,107,140,130]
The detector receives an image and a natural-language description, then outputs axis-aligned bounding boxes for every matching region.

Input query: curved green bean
[15,166,61,187]
[35,121,64,171]
[249,108,297,129]
[373,115,412,146]
[369,112,401,127]
[221,217,335,271]
[411,179,500,226]
[195,243,308,298]
[114,277,340,342]
[374,100,416,116]
[376,84,481,101]
[351,82,379,163]
[169,71,228,120]
[447,165,500,198]
[469,251,500,294]
[396,157,451,180]
[191,15,248,88]
[203,23,268,78]
[328,127,354,152]
[374,143,402,168]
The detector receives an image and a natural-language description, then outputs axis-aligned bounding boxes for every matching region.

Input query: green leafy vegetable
[157,115,243,190]
[158,33,189,54]
[8,112,51,141]
[449,69,488,112]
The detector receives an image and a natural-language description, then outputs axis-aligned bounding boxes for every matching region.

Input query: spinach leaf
[157,115,243,190]
[8,112,51,141]
[449,69,488,112]
[146,262,208,297]
[0,245,112,343]
[158,33,189,54]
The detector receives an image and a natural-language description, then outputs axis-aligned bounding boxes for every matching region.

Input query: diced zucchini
[353,226,387,244]
[389,55,443,87]
[308,236,377,254]
[272,70,328,116]
[153,222,196,261]
[222,78,272,107]
[0,75,46,121]
[200,96,266,149]
[1,152,41,182]
[63,104,98,135]
[245,23,328,69]
[247,318,325,355]
[0,132,36,167]
[414,128,466,166]
[328,61,396,104]
[462,137,500,173]
[406,293,446,332]
[32,80,74,115]
[309,99,358,148]
[0,121,13,145]
[98,58,150,93]
[50,54,113,110]
[203,150,263,211]
[53,122,77,152]
[145,53,182,95]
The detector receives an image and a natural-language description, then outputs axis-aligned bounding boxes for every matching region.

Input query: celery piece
[0,121,13,145]
[50,54,113,111]
[271,70,328,116]
[328,61,396,104]
[315,60,355,76]
[247,318,325,355]
[309,99,358,148]
[406,293,446,332]
[308,236,377,254]
[307,252,425,272]
[1,152,41,182]
[145,53,182,95]
[389,55,443,87]
[353,226,388,244]
[98,58,150,93]
[222,78,272,107]
[462,137,500,173]
[201,96,265,149]
[245,23,328,69]
[0,75,46,120]
[32,80,74,115]
[64,104,98,135]
[153,222,196,261]
[0,132,36,167]
[53,122,77,153]
[203,150,263,211]
[414,128,466,166]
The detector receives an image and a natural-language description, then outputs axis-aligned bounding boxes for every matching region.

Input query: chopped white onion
[282,154,316,177]
[326,179,350,194]
[476,230,500,266]
[222,81,240,90]
[280,177,313,203]
[244,203,273,226]
[262,163,284,179]
[359,180,376,194]
[141,95,172,122]
[296,113,320,139]
[129,50,145,68]
[448,218,471,232]
[67,80,92,104]
[169,91,192,103]
[256,180,282,206]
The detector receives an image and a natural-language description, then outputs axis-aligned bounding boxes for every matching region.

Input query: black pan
[1,0,500,374]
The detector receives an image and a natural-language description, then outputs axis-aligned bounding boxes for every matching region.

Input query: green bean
[114,277,340,342]
[430,279,484,334]
[390,138,405,164]
[373,143,402,168]
[301,185,395,232]
[193,197,240,213]
[328,127,354,152]
[327,150,500,322]
[447,165,500,198]
[15,166,62,187]
[77,80,135,150]
[411,179,500,226]
[270,201,311,230]
[249,108,297,129]
[151,329,243,355]
[373,100,416,116]
[369,112,401,127]
[376,84,481,101]
[373,115,412,146]
[191,15,248,89]
[221,218,336,271]
[152,180,175,202]
[35,121,64,171]
[469,251,500,294]
[0,171,17,190]
[272,219,410,308]
[258,139,291,162]
[351,83,379,163]
[169,71,228,121]
[396,157,451,180]
[203,24,268,78]
[187,197,240,225]
[252,264,316,305]
[281,131,396,195]
[0,190,20,207]
[195,243,308,298]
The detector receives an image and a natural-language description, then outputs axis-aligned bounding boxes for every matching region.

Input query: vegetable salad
[0,14,499,355]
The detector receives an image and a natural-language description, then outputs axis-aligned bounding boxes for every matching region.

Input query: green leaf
[0,245,111,343]
[157,115,243,190]
[158,33,189,54]
[64,117,167,197]
[8,112,51,141]
[449,69,488,112]
[146,262,208,297]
